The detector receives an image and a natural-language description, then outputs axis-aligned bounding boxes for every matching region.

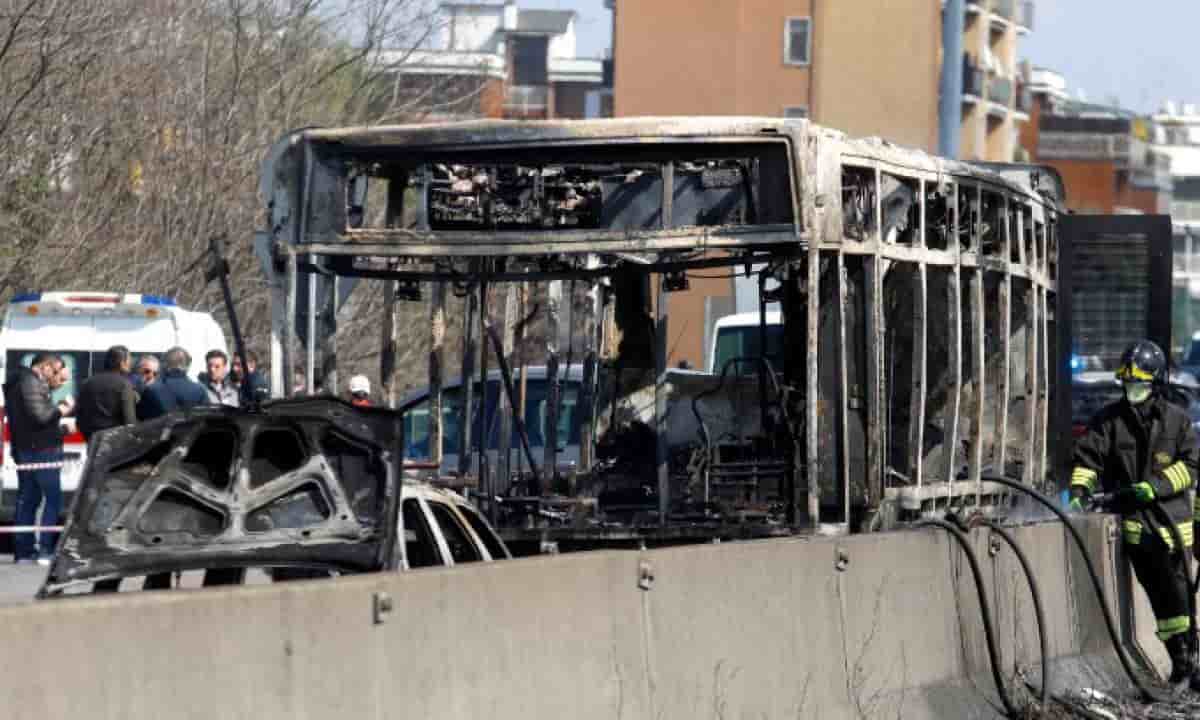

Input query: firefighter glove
[1116,482,1156,507]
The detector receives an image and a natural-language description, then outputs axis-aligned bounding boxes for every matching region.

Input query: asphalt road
[0,555,48,606]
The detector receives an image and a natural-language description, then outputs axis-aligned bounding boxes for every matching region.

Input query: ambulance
[0,292,227,515]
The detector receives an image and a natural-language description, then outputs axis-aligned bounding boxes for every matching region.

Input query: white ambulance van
[0,292,227,515]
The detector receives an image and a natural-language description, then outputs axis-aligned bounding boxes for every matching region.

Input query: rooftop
[515,9,574,34]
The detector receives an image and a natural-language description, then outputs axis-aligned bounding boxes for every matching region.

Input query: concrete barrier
[0,515,1170,719]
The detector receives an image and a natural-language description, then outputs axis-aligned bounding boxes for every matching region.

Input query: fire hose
[917,518,1021,718]
[982,475,1169,704]
[967,514,1051,710]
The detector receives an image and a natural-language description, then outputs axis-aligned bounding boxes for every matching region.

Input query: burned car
[39,398,508,597]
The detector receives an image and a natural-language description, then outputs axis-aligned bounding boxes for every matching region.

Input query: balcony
[963,57,985,101]
[986,75,1012,118]
[503,85,549,117]
[990,0,1013,31]
[987,75,1012,105]
[1014,82,1033,116]
[1016,0,1034,33]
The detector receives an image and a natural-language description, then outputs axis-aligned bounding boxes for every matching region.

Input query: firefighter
[1070,340,1200,690]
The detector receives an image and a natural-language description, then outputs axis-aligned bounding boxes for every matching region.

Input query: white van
[707,311,783,374]
[0,292,227,512]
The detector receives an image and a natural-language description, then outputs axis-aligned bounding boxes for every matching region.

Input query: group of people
[3,345,270,565]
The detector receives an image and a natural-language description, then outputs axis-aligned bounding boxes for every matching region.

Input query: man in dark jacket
[133,354,161,420]
[1071,339,1200,690]
[232,350,269,405]
[76,345,137,442]
[138,347,208,420]
[4,353,73,563]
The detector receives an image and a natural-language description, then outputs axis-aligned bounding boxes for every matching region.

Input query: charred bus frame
[259,118,1063,533]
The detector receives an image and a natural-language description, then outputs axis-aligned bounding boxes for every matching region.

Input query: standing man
[139,347,208,420]
[76,345,138,442]
[4,353,73,565]
[201,349,239,407]
[1071,340,1200,690]
[232,350,269,405]
[133,355,161,420]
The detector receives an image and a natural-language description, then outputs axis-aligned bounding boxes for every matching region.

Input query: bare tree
[0,0,494,389]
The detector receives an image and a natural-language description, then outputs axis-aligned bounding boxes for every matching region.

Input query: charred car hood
[41,399,401,596]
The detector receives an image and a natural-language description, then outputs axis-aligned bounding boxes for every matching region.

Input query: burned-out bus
[259,117,1063,534]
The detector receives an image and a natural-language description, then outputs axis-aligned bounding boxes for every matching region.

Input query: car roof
[713,311,782,329]
[399,364,586,408]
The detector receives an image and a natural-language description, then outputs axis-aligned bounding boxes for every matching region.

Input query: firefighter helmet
[1115,340,1167,385]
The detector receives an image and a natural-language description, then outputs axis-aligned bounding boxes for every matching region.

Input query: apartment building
[381,0,608,120]
[613,0,941,151]
[1018,68,1171,215]
[957,0,1034,161]
[610,0,1035,367]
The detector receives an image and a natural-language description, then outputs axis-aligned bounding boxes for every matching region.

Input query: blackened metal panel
[1055,213,1174,489]
[42,400,403,594]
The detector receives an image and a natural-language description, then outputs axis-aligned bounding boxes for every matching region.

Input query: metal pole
[430,282,446,468]
[477,275,491,506]
[939,0,964,158]
[517,282,530,482]
[283,250,297,398]
[458,285,478,479]
[580,256,601,474]
[497,283,517,501]
[319,274,338,398]
[544,279,562,493]
[263,235,287,400]
[655,274,669,525]
[306,252,317,394]
[381,282,401,409]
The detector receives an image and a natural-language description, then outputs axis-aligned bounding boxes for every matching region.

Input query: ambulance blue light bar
[10,293,41,303]
[140,295,177,307]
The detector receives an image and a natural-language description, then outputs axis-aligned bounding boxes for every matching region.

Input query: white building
[378,0,608,120]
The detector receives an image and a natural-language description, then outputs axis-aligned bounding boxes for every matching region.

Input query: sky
[1020,0,1198,114]
[528,0,1199,115]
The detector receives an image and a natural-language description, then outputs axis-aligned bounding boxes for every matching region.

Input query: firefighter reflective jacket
[1072,394,1199,549]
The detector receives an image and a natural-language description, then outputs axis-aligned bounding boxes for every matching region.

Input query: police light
[1069,355,1084,373]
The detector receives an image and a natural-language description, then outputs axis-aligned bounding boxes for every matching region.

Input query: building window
[783,106,808,120]
[784,17,811,66]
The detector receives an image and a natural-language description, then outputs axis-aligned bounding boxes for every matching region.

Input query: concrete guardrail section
[0,514,1167,719]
